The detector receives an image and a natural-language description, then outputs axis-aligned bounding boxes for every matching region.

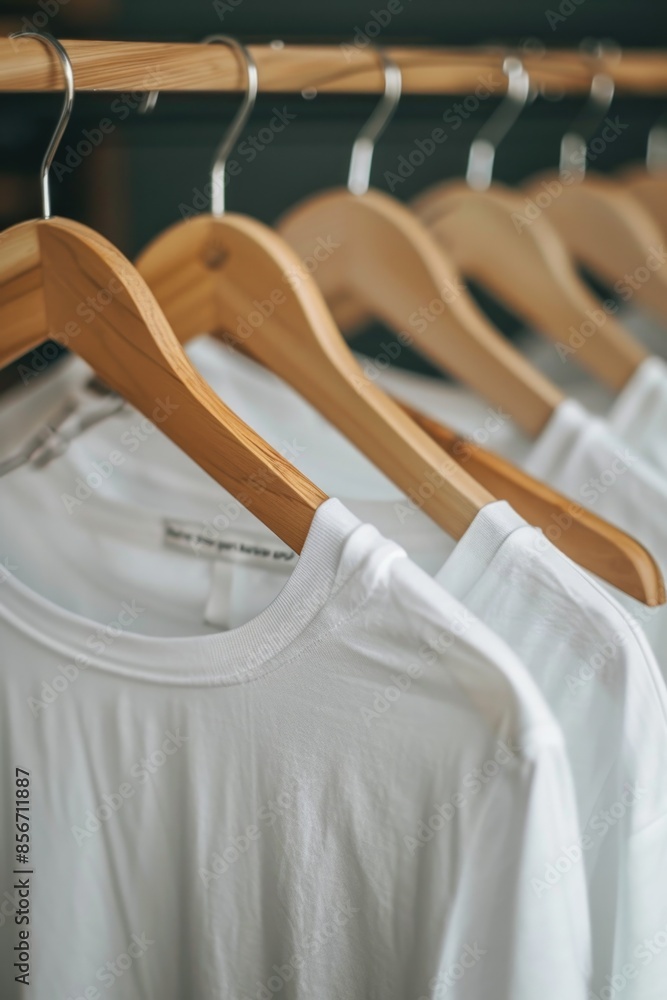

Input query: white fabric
[4,347,667,996]
[378,364,667,666]
[616,303,667,359]
[521,398,667,655]
[606,355,667,479]
[437,502,667,1000]
[0,485,591,1000]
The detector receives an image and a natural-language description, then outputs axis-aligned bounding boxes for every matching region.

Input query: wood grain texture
[524,172,667,325]
[278,187,563,437]
[330,182,649,391]
[411,181,648,391]
[401,402,665,606]
[1,39,667,95]
[137,212,495,541]
[136,209,664,601]
[0,217,326,552]
[130,200,667,603]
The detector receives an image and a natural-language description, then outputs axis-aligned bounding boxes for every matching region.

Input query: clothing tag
[163,519,298,570]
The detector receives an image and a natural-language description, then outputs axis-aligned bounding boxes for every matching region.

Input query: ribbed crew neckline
[0,498,364,687]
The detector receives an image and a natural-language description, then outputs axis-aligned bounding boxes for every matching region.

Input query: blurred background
[1,0,666,390]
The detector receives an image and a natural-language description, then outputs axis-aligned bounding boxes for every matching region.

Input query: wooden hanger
[132,36,496,542]
[145,251,662,605]
[414,182,647,390]
[137,208,498,541]
[621,168,667,238]
[276,51,564,439]
[524,171,667,323]
[135,44,663,603]
[330,55,646,391]
[409,54,646,390]
[522,59,667,325]
[0,32,327,553]
[134,200,663,602]
[332,179,648,393]
[619,122,667,242]
[400,402,664,606]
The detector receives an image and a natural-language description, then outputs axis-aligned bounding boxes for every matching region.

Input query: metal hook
[140,35,258,216]
[347,48,402,196]
[559,40,619,181]
[466,55,532,191]
[9,31,74,220]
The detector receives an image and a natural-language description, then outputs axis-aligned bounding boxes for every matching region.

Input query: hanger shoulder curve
[619,165,667,244]
[137,210,494,541]
[523,170,667,323]
[400,399,665,606]
[135,208,664,601]
[277,186,563,437]
[0,216,326,552]
[411,178,647,391]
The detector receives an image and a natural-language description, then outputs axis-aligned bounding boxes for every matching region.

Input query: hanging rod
[1,40,666,96]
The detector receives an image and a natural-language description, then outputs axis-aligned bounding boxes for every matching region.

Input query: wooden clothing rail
[0,39,666,96]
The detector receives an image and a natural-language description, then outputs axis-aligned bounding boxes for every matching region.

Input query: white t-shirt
[520,325,667,482]
[605,355,667,479]
[520,397,667,655]
[30,341,667,667]
[375,363,667,663]
[0,484,591,1000]
[4,349,667,997]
